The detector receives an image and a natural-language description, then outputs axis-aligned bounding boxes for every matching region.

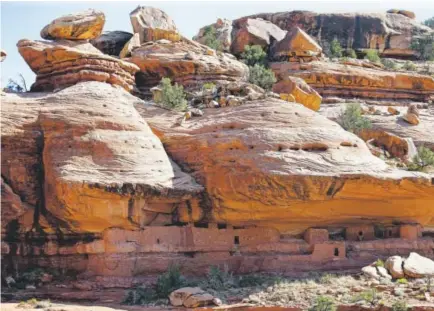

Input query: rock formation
[41,9,105,40]
[90,31,133,56]
[17,39,139,92]
[130,6,180,44]
[1,49,6,62]
[193,18,233,52]
[128,38,248,96]
[403,103,421,125]
[273,76,322,111]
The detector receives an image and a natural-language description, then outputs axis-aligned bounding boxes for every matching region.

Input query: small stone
[394,288,405,297]
[387,106,400,115]
[184,111,192,120]
[362,266,380,279]
[208,100,220,108]
[40,273,53,283]
[25,285,36,290]
[212,297,222,306]
[266,286,273,293]
[190,108,204,117]
[377,267,392,280]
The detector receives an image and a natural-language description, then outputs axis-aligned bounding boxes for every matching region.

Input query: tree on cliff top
[202,25,222,51]
[411,33,434,61]
[423,17,434,29]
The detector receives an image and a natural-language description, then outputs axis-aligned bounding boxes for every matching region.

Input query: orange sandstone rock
[40,9,105,40]
[273,76,322,111]
[17,39,139,92]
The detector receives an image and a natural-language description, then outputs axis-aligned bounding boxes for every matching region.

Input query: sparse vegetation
[338,103,372,134]
[205,265,235,290]
[17,298,51,309]
[123,286,157,305]
[343,49,357,58]
[352,289,379,307]
[374,259,385,267]
[4,74,28,93]
[381,58,398,70]
[396,278,408,284]
[241,45,267,67]
[157,78,188,111]
[202,25,222,51]
[248,64,277,91]
[407,146,434,171]
[329,39,343,58]
[411,33,434,61]
[308,296,337,311]
[364,49,381,63]
[403,61,417,71]
[392,300,408,311]
[423,17,434,29]
[202,82,216,90]
[319,273,335,284]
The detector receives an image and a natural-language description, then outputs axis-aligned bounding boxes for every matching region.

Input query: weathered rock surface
[136,98,434,235]
[90,31,133,56]
[362,265,380,279]
[387,9,416,19]
[1,178,31,232]
[169,287,215,307]
[128,38,248,96]
[272,76,322,111]
[271,61,434,102]
[17,39,139,92]
[130,6,180,44]
[385,255,404,278]
[119,33,140,58]
[1,82,202,233]
[230,18,286,55]
[403,252,434,278]
[194,18,233,52]
[241,10,432,58]
[41,9,105,40]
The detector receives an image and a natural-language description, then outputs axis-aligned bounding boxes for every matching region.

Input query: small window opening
[234,236,240,245]
[334,248,339,256]
[156,239,160,244]
[388,230,392,237]
[217,223,227,229]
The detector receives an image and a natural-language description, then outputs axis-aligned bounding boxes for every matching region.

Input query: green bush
[237,274,265,287]
[202,25,222,51]
[396,278,408,284]
[329,39,343,58]
[423,17,434,29]
[155,265,185,298]
[338,103,372,134]
[343,49,357,58]
[206,265,235,290]
[202,82,216,90]
[248,64,277,90]
[403,61,417,71]
[365,50,381,63]
[381,58,398,70]
[308,296,337,311]
[411,34,434,61]
[123,287,156,305]
[241,45,267,66]
[352,289,378,306]
[392,301,408,311]
[407,146,434,171]
[374,259,385,267]
[158,78,188,112]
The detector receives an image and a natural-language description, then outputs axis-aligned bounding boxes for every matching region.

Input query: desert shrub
[202,25,222,51]
[202,82,216,90]
[319,273,335,284]
[206,265,235,290]
[396,278,408,284]
[155,265,185,298]
[237,274,265,287]
[411,34,434,61]
[4,74,27,93]
[392,301,408,311]
[365,49,381,63]
[338,103,372,134]
[241,45,267,67]
[308,296,337,311]
[248,64,277,90]
[352,289,378,306]
[403,61,417,71]
[424,17,434,29]
[158,78,187,112]
[343,49,357,58]
[381,58,398,70]
[123,287,156,305]
[374,259,385,267]
[407,146,434,171]
[329,39,343,58]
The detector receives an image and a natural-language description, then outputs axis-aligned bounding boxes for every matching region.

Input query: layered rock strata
[17,39,139,92]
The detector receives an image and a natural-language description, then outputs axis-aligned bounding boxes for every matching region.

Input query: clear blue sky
[1,1,433,88]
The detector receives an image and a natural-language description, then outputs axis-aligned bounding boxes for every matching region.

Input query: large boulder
[230,18,287,55]
[136,98,434,235]
[271,27,322,60]
[128,38,249,96]
[1,82,202,233]
[90,31,133,56]
[169,287,215,307]
[41,9,105,40]
[387,9,416,19]
[385,255,404,278]
[17,39,139,92]
[193,18,233,52]
[237,10,432,58]
[272,76,322,111]
[403,252,434,278]
[1,178,31,232]
[130,6,180,44]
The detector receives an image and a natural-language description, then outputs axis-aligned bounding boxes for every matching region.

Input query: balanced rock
[128,39,248,96]
[271,27,322,61]
[41,9,105,40]
[385,256,404,278]
[130,6,180,44]
[194,18,233,52]
[169,287,215,308]
[387,9,416,19]
[119,33,140,58]
[403,252,434,278]
[90,31,133,56]
[231,18,286,55]
[272,76,322,111]
[17,39,139,92]
[0,49,6,62]
[403,104,421,125]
